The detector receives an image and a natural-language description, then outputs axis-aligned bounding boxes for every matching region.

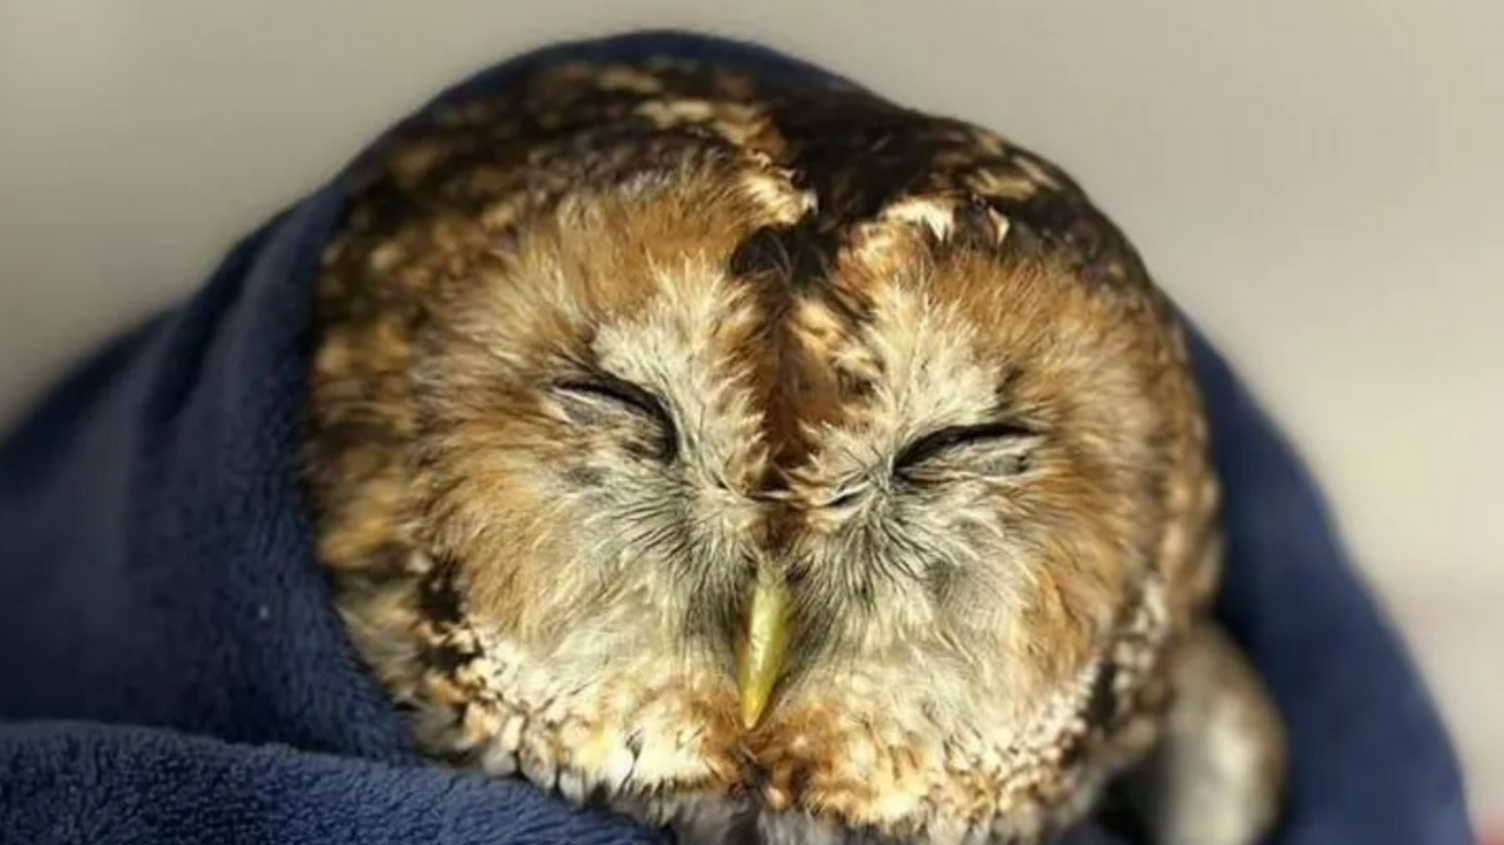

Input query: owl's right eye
[552,375,679,462]
[893,421,1034,471]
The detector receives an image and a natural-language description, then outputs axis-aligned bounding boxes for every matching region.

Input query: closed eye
[893,421,1036,472]
[554,374,679,461]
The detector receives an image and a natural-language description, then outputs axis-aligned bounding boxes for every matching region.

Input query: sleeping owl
[300,53,1287,845]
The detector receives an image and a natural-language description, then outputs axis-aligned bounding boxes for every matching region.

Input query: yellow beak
[734,566,791,729]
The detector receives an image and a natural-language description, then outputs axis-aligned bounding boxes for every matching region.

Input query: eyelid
[554,374,680,462]
[555,375,674,424]
[893,421,1036,469]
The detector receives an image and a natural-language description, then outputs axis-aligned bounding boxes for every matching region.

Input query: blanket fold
[0,29,1474,845]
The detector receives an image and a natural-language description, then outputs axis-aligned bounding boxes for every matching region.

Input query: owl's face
[307,58,1217,845]
[365,151,1193,840]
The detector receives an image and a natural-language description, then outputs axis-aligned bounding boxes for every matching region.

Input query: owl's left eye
[553,375,679,462]
[893,421,1036,477]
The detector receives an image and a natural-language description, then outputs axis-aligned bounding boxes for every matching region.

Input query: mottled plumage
[300,54,1285,845]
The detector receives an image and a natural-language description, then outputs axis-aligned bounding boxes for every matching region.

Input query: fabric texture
[0,29,1474,845]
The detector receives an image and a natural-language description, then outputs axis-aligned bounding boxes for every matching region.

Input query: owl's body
[302,55,1284,845]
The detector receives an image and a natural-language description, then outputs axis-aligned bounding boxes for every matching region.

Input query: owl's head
[308,74,1215,844]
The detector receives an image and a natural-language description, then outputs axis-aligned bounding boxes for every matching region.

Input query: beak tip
[739,702,764,730]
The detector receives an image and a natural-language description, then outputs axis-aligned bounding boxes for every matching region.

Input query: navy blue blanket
[0,30,1474,845]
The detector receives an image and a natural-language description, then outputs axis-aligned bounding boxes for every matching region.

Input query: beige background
[2,0,1500,826]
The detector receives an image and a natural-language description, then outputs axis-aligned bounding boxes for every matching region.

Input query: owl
[301,53,1287,845]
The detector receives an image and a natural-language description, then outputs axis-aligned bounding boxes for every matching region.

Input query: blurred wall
[1,0,1499,820]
